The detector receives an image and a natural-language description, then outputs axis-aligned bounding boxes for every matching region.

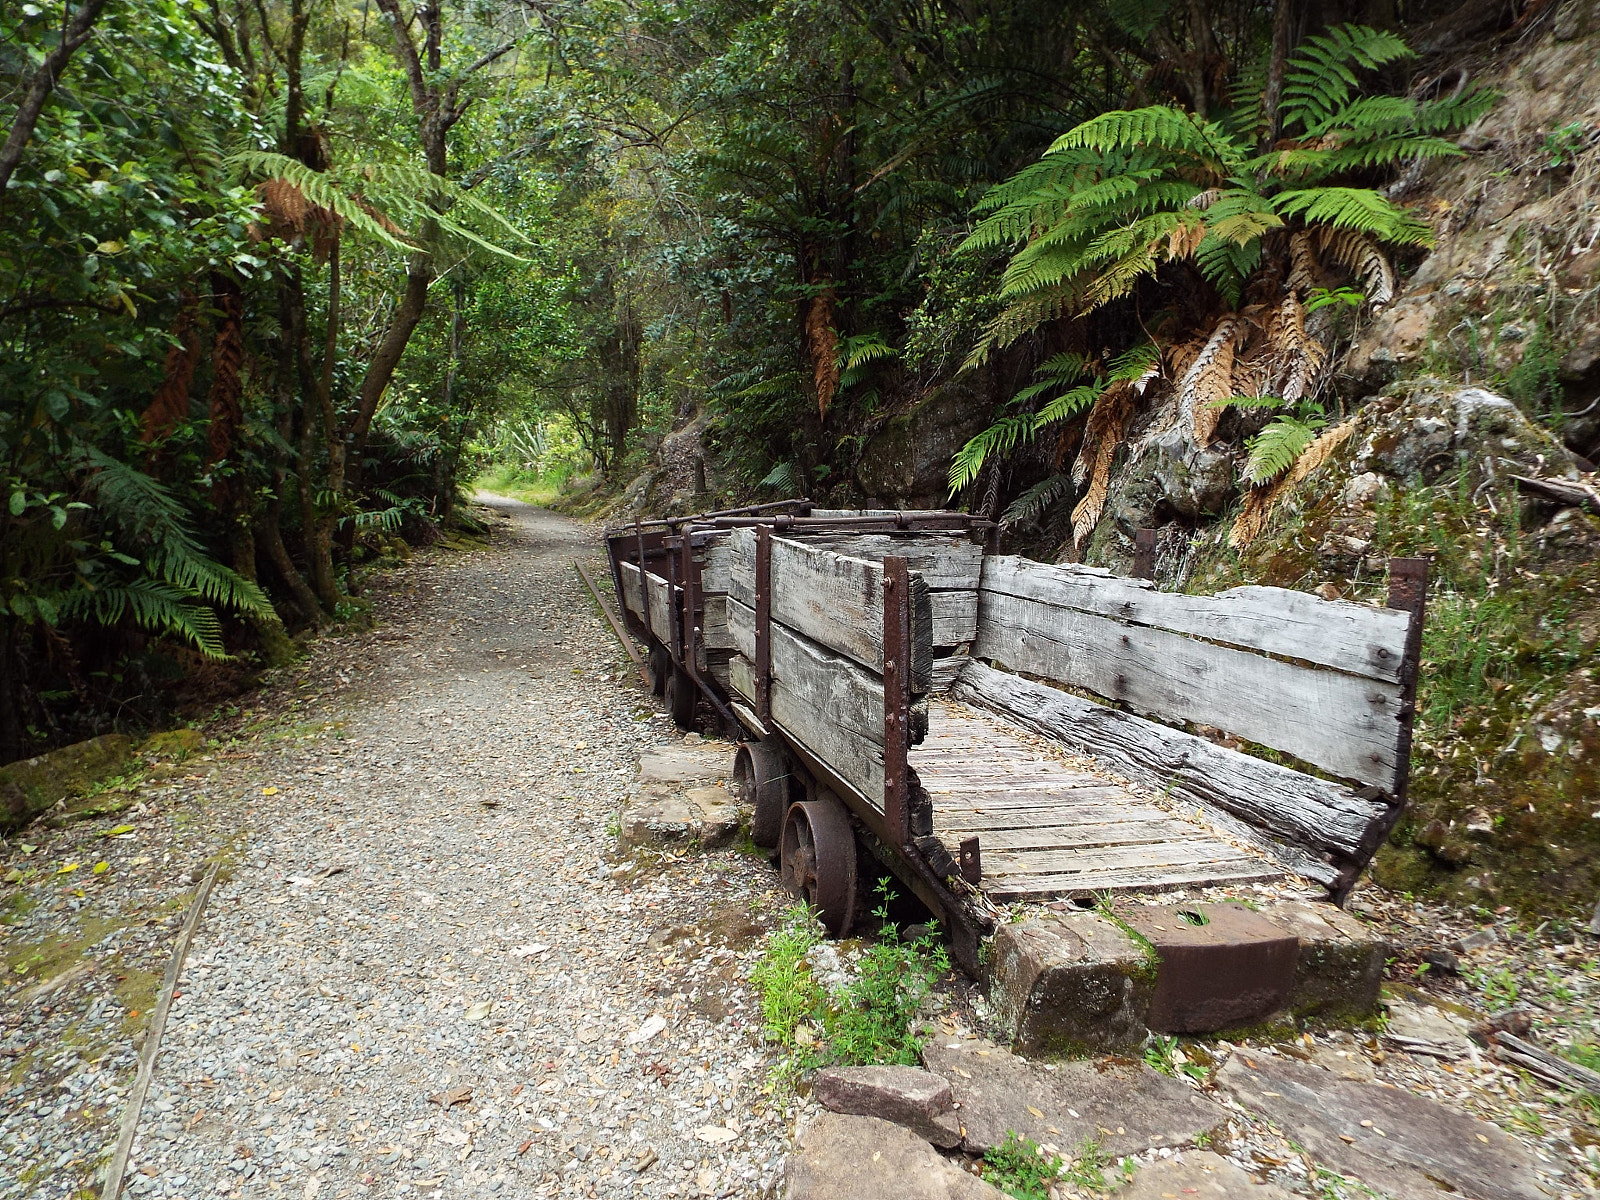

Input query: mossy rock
[0,734,134,833]
[140,728,204,760]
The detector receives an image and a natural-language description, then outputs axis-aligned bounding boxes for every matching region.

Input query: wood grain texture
[618,561,644,619]
[951,662,1369,885]
[701,594,735,651]
[972,587,1402,787]
[644,568,674,643]
[725,626,887,810]
[700,536,732,595]
[727,528,934,688]
[790,533,984,591]
[979,555,1410,682]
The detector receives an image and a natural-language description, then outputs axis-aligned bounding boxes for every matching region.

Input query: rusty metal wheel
[780,793,859,936]
[647,643,670,697]
[666,665,696,730]
[733,741,787,849]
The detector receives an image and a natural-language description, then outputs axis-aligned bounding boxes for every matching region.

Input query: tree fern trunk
[1260,0,1295,152]
[258,501,324,629]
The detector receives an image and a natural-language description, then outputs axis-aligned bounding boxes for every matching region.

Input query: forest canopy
[0,0,1506,760]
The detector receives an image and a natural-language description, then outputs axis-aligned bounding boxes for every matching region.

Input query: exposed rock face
[782,1112,1007,1200]
[1217,1052,1550,1200]
[1112,1152,1295,1199]
[920,1036,1225,1156]
[0,734,133,833]
[856,378,992,506]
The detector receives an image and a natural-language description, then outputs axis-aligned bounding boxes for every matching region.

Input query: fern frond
[759,461,803,496]
[1177,315,1241,444]
[1036,352,1093,381]
[1274,187,1432,245]
[1001,473,1075,528]
[59,579,228,658]
[1034,384,1103,428]
[1242,414,1326,484]
[1281,24,1415,133]
[948,415,1037,493]
[1317,228,1397,305]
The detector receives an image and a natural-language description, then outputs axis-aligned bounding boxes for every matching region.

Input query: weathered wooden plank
[986,839,1256,876]
[929,655,968,692]
[791,533,985,592]
[930,591,978,647]
[932,803,1173,830]
[701,594,735,651]
[727,595,756,661]
[644,569,674,643]
[942,821,1200,853]
[979,555,1410,683]
[952,663,1361,885]
[972,587,1401,787]
[618,561,645,620]
[984,861,1280,901]
[727,529,934,689]
[725,616,887,809]
[700,536,732,595]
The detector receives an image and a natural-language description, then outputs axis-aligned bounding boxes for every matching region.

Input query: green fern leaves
[961,24,1494,360]
[1242,414,1327,485]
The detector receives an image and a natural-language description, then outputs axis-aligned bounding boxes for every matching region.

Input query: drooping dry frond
[1318,228,1396,306]
[1269,293,1327,401]
[1286,231,1320,295]
[1230,420,1355,546]
[806,292,839,418]
[1177,315,1240,445]
[1070,387,1136,547]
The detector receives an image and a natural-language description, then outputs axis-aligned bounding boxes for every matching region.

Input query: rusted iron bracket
[882,555,912,845]
[1334,556,1430,904]
[754,524,773,722]
[959,837,981,885]
[1133,528,1157,580]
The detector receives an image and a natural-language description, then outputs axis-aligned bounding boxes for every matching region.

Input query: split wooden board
[913,700,1280,902]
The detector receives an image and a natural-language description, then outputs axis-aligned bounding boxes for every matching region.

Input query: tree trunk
[0,617,21,765]
[347,256,432,472]
[1260,0,1295,152]
[0,0,111,206]
[257,500,324,628]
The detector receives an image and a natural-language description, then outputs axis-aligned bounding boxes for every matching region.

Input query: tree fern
[1001,473,1075,528]
[961,24,1494,360]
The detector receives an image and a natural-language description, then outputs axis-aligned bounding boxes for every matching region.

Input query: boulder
[1145,426,1237,518]
[782,1112,1006,1200]
[921,1037,1225,1157]
[1216,1051,1548,1200]
[812,1065,961,1148]
[0,734,134,833]
[857,378,992,506]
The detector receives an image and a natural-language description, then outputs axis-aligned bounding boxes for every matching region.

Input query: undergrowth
[749,889,950,1083]
[982,1132,1131,1198]
[474,463,573,507]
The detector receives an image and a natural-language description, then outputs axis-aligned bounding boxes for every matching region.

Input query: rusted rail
[574,558,650,690]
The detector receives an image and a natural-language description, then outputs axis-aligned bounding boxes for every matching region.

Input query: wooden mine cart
[606,504,1427,977]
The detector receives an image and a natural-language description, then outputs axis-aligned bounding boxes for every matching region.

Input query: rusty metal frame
[754,525,773,722]
[1334,556,1430,903]
[1133,528,1157,580]
[882,555,912,845]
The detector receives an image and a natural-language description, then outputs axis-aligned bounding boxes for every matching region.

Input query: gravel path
[3,498,798,1200]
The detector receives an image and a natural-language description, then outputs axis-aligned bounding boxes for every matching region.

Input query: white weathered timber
[726,595,756,661]
[644,568,674,643]
[700,535,732,595]
[979,556,1410,683]
[951,662,1367,885]
[790,533,985,592]
[618,561,645,620]
[726,530,934,688]
[701,594,735,651]
[972,587,1402,787]
[930,591,978,647]
[929,655,968,692]
[723,614,886,808]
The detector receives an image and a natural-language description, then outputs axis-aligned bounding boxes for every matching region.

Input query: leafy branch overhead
[949,24,1495,549]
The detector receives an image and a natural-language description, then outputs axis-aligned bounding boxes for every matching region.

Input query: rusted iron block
[1123,902,1299,1034]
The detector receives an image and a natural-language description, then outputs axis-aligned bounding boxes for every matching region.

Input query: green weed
[1142,1034,1209,1082]
[982,1133,1125,1197]
[1473,966,1522,1009]
[748,905,825,1051]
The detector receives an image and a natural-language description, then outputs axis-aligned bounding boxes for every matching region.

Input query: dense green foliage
[0,0,1515,760]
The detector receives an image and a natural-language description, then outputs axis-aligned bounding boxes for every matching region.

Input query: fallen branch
[1487,1031,1600,1093]
[1508,473,1600,516]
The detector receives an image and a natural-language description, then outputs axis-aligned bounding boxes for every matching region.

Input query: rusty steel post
[882,555,912,844]
[755,524,772,722]
[1133,528,1157,580]
[959,837,981,885]
[679,528,698,674]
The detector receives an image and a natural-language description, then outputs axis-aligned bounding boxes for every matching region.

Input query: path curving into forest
[2,500,798,1200]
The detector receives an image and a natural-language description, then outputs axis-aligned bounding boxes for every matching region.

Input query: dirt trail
[2,498,796,1200]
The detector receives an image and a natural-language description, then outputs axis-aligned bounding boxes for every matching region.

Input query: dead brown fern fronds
[1070,385,1136,548]
[806,291,839,418]
[1179,314,1240,445]
[1318,229,1396,307]
[1270,292,1327,402]
[1229,419,1355,547]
